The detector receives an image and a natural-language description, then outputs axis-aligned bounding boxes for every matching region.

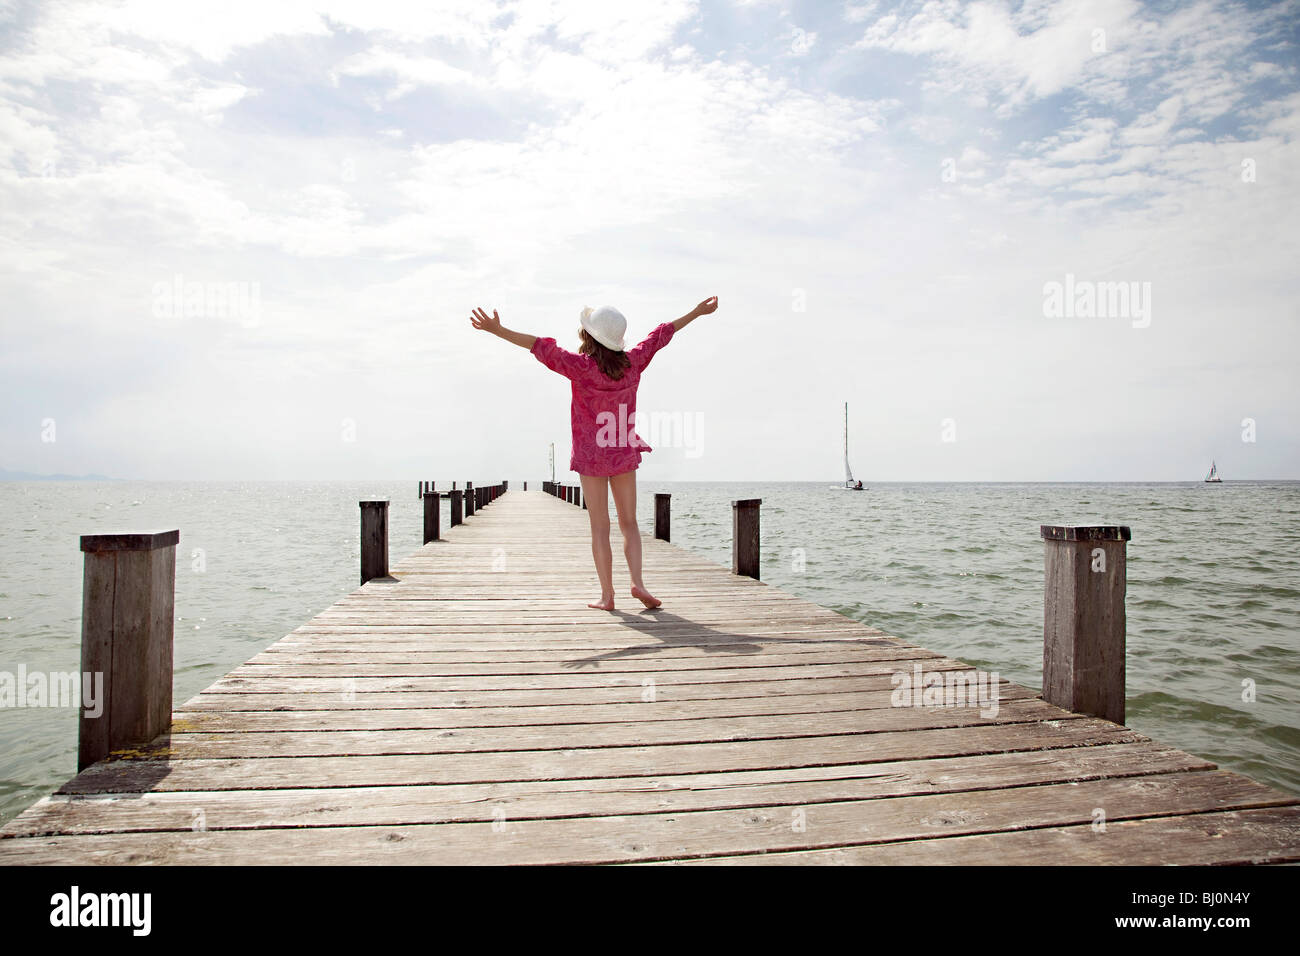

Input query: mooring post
[654,493,671,541]
[1040,525,1130,724]
[423,491,440,543]
[524,481,528,491]
[574,485,581,509]
[465,481,475,517]
[360,499,389,584]
[731,498,762,580]
[77,529,179,771]
[450,489,463,526]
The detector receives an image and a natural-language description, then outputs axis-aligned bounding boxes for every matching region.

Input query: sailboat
[834,402,866,491]
[1205,460,1222,483]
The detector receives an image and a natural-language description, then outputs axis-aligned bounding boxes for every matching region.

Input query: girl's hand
[694,296,719,316]
[470,307,502,335]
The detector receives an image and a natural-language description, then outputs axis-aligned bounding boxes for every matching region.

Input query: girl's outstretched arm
[470,307,537,349]
[671,295,718,332]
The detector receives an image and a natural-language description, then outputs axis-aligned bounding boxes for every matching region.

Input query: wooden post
[360,499,389,584]
[423,491,440,543]
[465,482,474,517]
[655,493,671,541]
[732,498,762,580]
[573,485,581,509]
[78,530,179,771]
[1041,525,1130,724]
[523,481,527,491]
[449,489,463,526]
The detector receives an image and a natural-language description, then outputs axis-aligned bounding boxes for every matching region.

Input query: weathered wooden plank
[203,657,982,694]
[1,743,1212,837]
[170,685,1040,730]
[175,674,1029,711]
[652,807,1300,866]
[53,718,1145,794]
[1,772,1292,865]
[143,699,1069,759]
[228,647,949,677]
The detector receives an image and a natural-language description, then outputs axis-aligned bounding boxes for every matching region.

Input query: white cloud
[0,0,1297,481]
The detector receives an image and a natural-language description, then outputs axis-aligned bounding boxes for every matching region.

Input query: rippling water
[1,479,1297,824]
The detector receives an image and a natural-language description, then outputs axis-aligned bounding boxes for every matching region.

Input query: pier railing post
[731,498,762,580]
[574,485,581,509]
[360,499,389,584]
[450,489,463,527]
[78,530,179,771]
[654,493,671,541]
[423,491,440,543]
[1040,525,1130,724]
[465,482,475,517]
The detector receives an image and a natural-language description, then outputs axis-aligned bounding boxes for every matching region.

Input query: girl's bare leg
[610,470,661,608]
[580,474,614,610]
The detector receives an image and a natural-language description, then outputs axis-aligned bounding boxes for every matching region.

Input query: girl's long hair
[579,328,631,380]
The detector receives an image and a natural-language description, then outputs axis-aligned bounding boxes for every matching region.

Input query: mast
[844,402,853,486]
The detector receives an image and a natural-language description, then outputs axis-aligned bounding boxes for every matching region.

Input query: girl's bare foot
[630,585,661,609]
[588,595,615,611]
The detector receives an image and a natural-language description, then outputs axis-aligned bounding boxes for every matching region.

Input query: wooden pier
[1,489,1297,864]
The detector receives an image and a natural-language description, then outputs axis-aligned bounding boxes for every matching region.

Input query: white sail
[1206,460,1219,481]
[844,402,854,485]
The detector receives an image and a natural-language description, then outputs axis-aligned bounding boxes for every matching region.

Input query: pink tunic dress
[530,322,676,477]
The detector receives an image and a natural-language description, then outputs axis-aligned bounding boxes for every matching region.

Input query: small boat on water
[834,402,866,491]
[1205,460,1222,483]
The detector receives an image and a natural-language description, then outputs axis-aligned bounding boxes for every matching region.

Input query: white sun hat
[579,305,627,351]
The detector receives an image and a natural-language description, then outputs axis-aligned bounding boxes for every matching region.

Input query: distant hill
[1,468,117,481]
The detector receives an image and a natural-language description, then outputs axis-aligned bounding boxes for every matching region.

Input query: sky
[1,0,1297,482]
